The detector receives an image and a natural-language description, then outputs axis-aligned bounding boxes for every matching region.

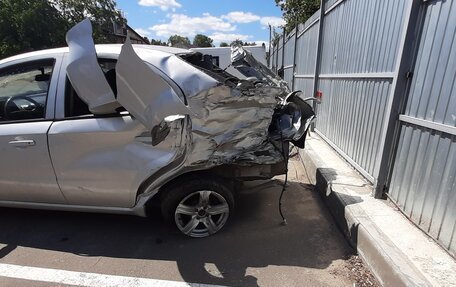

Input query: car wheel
[161,177,234,238]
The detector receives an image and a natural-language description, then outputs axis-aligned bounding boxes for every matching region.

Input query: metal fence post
[275,40,279,73]
[311,0,326,130]
[374,0,424,198]
[268,24,272,68]
[281,27,286,73]
[292,25,299,90]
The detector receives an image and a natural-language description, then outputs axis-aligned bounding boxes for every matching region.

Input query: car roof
[0,44,191,65]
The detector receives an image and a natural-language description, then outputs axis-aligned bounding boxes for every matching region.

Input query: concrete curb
[298,133,436,287]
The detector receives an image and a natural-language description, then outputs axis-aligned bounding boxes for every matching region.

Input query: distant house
[111,21,148,44]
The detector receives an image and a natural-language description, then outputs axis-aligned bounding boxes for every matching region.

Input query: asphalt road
[0,156,359,287]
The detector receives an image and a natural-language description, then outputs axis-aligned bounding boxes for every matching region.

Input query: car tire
[160,176,234,238]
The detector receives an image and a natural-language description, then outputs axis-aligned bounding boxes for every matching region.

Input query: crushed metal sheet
[62,20,314,197]
[116,38,190,130]
[65,19,120,114]
[231,44,289,90]
[185,84,285,166]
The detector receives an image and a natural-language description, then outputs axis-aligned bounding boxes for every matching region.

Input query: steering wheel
[3,95,42,120]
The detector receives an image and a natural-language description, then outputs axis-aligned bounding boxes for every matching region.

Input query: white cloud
[222,11,260,23]
[138,0,181,11]
[134,28,152,38]
[209,32,252,43]
[260,16,285,27]
[150,13,236,37]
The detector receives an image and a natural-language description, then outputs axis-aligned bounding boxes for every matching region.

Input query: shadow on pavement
[0,179,355,287]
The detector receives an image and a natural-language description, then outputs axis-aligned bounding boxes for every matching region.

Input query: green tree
[0,0,67,58]
[275,0,320,32]
[219,42,229,47]
[168,35,191,47]
[272,29,281,47]
[150,39,168,46]
[229,40,257,46]
[0,0,125,58]
[50,0,125,43]
[192,34,213,47]
[230,39,244,46]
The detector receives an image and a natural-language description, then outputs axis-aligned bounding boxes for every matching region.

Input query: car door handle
[8,139,36,147]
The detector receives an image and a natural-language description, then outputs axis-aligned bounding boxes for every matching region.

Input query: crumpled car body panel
[116,38,190,130]
[63,20,315,205]
[66,19,120,114]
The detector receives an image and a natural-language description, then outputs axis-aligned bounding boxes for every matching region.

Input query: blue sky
[116,0,285,46]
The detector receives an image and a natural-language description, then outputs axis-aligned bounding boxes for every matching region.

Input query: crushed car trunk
[65,20,315,187]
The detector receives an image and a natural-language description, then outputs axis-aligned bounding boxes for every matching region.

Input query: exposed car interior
[0,61,53,121]
[64,59,122,117]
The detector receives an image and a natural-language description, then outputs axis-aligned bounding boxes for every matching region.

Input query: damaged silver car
[0,20,315,237]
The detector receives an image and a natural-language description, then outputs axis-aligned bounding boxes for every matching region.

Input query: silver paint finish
[47,116,185,208]
[0,20,309,220]
[231,44,288,90]
[0,121,66,203]
[65,19,120,114]
[116,38,190,130]
[186,85,283,166]
[0,53,65,204]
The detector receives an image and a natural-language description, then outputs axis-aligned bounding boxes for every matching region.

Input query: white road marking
[0,263,227,287]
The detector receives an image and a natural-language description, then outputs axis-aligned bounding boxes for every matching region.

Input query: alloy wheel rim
[174,190,229,237]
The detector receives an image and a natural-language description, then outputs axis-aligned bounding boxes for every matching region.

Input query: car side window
[0,60,54,122]
[65,58,121,117]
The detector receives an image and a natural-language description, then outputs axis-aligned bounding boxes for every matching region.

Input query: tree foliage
[229,40,257,46]
[271,29,281,47]
[50,0,125,43]
[219,42,229,47]
[0,0,67,58]
[0,0,124,59]
[168,34,191,47]
[192,34,213,47]
[275,0,320,32]
[150,38,167,46]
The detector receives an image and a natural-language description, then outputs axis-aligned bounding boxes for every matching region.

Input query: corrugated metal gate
[269,0,455,255]
[315,0,408,182]
[388,0,456,255]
